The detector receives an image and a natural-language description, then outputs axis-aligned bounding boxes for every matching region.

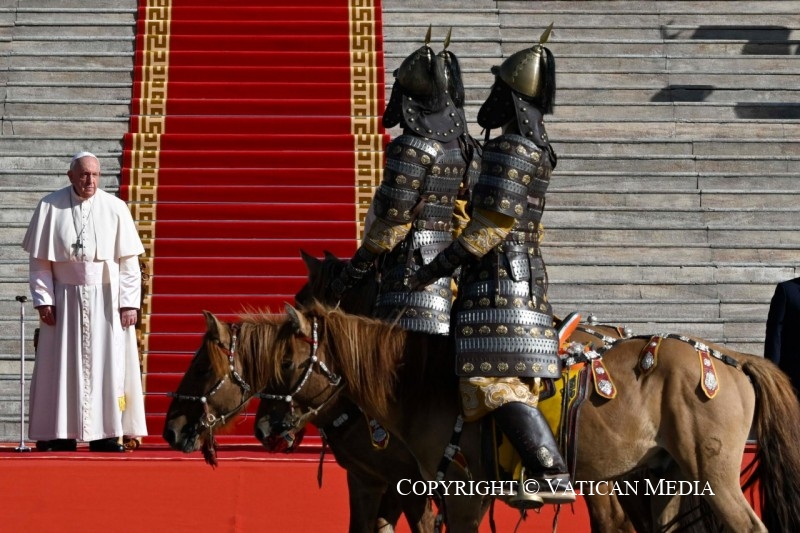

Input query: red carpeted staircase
[121,0,386,444]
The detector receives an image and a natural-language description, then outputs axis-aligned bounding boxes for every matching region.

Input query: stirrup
[508,468,544,510]
[530,473,577,505]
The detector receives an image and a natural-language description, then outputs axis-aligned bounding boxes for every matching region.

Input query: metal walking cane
[15,295,31,452]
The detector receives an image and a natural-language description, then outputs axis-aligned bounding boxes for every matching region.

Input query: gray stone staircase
[0,0,137,441]
[1,0,798,441]
[383,0,800,351]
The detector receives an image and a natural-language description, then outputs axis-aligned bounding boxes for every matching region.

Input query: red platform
[1,442,763,533]
[0,444,590,533]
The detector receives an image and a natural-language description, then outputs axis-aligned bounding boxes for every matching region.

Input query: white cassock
[22,186,148,442]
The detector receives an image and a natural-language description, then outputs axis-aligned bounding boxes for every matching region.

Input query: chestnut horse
[292,252,712,532]
[161,309,434,533]
[250,301,800,533]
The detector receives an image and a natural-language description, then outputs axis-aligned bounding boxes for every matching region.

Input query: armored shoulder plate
[471,133,553,224]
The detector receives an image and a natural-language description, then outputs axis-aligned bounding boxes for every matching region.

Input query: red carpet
[0,444,591,533]
[122,0,386,444]
[2,443,763,532]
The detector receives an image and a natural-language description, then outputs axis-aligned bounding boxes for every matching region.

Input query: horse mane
[234,309,284,393]
[303,302,405,419]
[204,334,231,380]
[194,307,282,394]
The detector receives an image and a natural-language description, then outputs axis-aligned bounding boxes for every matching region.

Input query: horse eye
[280,360,293,372]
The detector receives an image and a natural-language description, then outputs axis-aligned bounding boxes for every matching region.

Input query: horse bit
[256,317,343,428]
[167,323,253,431]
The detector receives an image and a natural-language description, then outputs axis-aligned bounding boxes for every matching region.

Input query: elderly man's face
[68,157,101,199]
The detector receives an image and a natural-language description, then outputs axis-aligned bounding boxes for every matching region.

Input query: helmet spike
[443,27,452,50]
[539,22,554,45]
[424,25,432,46]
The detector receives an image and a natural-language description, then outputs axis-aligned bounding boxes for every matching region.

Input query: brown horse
[296,252,740,533]
[161,310,434,533]
[251,301,800,533]
[295,252,683,532]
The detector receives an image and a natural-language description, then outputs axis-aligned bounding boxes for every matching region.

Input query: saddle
[483,313,618,483]
[485,349,615,483]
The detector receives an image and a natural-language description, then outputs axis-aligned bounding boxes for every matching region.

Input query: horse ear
[300,249,322,275]
[323,250,340,261]
[202,310,228,343]
[285,303,311,335]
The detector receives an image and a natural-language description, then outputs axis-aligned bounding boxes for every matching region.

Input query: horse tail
[740,356,800,532]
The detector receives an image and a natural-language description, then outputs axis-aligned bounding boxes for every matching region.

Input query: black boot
[492,402,576,505]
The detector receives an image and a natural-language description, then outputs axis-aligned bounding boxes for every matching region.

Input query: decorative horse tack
[636,334,740,399]
[167,323,252,428]
[166,323,253,466]
[638,335,663,376]
[257,317,343,427]
[561,338,617,400]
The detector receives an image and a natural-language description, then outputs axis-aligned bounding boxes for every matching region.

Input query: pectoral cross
[72,238,83,256]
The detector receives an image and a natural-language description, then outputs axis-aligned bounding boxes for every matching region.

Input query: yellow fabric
[451,198,470,239]
[361,217,411,254]
[538,363,586,437]
[459,376,538,423]
[457,208,516,257]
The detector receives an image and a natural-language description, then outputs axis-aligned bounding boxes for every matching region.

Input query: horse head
[253,303,345,449]
[295,250,377,316]
[162,311,259,457]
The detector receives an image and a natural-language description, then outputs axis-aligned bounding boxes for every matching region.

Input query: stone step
[10,38,135,55]
[0,153,121,171]
[1,118,129,136]
[543,244,799,266]
[5,101,131,118]
[554,121,800,140]
[13,10,134,26]
[12,24,134,39]
[547,281,776,301]
[544,227,800,247]
[557,172,800,190]
[540,87,800,104]
[548,263,791,283]
[0,357,33,376]
[7,69,133,85]
[0,136,123,153]
[0,170,121,188]
[7,53,133,69]
[7,83,135,100]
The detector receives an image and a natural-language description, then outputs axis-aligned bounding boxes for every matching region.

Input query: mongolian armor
[410,103,559,378]
[454,130,559,378]
[333,30,480,335]
[408,33,575,506]
[371,134,472,334]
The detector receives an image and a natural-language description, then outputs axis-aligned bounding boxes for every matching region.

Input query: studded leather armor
[452,124,560,379]
[372,134,476,334]
[340,35,480,335]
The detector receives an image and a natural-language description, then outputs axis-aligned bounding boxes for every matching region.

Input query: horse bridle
[256,317,343,429]
[167,323,253,431]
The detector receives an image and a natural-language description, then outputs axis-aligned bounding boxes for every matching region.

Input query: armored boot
[492,401,576,506]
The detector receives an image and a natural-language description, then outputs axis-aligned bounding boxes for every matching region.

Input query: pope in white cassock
[22,152,148,452]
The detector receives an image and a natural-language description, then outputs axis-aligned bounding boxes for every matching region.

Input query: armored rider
[407,30,575,506]
[332,29,480,335]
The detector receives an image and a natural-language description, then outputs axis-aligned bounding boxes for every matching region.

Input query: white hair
[70,151,99,171]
